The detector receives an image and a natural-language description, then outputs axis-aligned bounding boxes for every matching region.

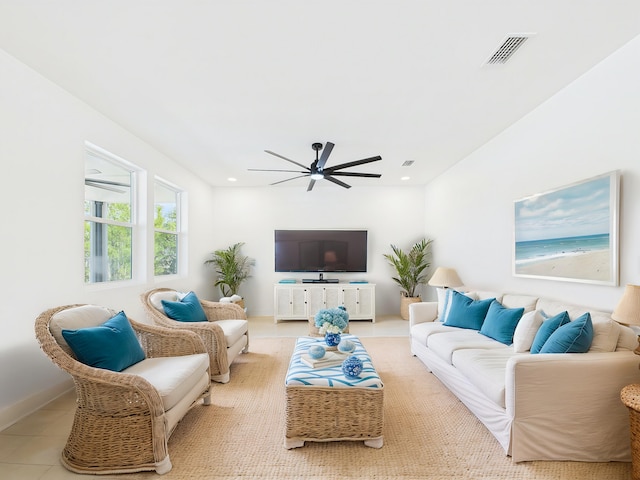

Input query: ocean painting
[514,171,619,285]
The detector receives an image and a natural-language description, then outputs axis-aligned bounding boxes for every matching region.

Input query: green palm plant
[383,238,433,298]
[205,242,254,297]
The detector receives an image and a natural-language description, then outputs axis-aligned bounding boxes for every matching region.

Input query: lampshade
[612,284,640,326]
[428,267,463,288]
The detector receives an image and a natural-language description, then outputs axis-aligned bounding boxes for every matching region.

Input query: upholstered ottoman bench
[284,335,384,449]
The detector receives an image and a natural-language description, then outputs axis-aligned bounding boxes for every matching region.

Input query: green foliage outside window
[154,204,178,275]
[84,202,132,283]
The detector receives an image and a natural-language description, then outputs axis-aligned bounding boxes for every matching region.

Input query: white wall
[424,34,640,311]
[208,185,427,316]
[0,50,218,427]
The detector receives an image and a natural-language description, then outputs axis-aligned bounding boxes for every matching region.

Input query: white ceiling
[1,1,640,190]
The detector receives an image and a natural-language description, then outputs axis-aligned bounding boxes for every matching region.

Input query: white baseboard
[0,379,74,432]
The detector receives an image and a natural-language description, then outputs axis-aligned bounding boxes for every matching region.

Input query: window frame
[153,177,183,277]
[84,142,144,286]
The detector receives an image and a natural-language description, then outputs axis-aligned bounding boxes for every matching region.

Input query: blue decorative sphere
[337,339,356,354]
[325,332,341,347]
[308,345,326,359]
[342,355,363,379]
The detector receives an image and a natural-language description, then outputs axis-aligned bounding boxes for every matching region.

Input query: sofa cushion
[589,319,621,352]
[513,310,544,353]
[162,291,208,322]
[443,291,495,330]
[530,311,570,353]
[617,325,639,351]
[123,353,209,411]
[215,319,249,346]
[61,311,145,372]
[452,348,516,408]
[437,289,477,322]
[538,313,593,354]
[501,294,539,313]
[479,300,524,345]
[427,330,509,365]
[411,322,461,347]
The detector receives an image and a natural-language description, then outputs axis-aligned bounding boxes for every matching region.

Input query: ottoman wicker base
[284,335,384,449]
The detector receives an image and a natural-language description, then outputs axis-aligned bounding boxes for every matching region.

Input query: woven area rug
[127,337,631,479]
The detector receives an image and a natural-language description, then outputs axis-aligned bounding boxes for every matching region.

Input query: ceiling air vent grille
[402,160,414,167]
[485,35,532,65]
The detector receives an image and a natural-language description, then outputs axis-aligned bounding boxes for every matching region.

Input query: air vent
[402,161,414,167]
[485,34,534,65]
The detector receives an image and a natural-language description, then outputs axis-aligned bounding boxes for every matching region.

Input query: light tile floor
[0,315,408,479]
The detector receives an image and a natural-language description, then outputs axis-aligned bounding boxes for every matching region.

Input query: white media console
[274,283,376,323]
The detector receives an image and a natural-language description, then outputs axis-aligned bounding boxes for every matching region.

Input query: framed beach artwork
[513,170,619,286]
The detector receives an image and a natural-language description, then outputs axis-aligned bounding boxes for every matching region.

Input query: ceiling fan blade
[316,142,334,169]
[85,177,130,187]
[270,174,311,186]
[307,179,316,191]
[248,168,308,173]
[85,180,126,193]
[264,150,309,170]
[324,155,382,172]
[328,171,382,178]
[324,175,352,189]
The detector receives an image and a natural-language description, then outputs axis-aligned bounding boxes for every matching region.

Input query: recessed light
[227,177,237,182]
[401,176,410,181]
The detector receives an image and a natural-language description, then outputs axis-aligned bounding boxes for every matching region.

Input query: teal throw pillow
[61,311,145,372]
[479,300,525,345]
[539,313,594,354]
[443,291,495,330]
[162,291,207,322]
[530,311,570,354]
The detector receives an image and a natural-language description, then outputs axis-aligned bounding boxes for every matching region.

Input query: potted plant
[205,242,254,307]
[383,238,433,320]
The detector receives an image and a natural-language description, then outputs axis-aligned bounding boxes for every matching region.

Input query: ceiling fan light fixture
[252,141,382,191]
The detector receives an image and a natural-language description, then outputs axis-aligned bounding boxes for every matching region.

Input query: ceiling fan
[84,169,130,193]
[249,142,382,191]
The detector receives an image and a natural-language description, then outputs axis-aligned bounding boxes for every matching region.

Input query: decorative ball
[342,355,363,379]
[337,339,356,354]
[308,345,326,359]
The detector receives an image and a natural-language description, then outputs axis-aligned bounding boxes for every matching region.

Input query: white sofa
[409,290,640,463]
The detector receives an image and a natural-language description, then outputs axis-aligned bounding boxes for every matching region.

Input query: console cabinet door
[341,285,375,321]
[274,286,294,319]
[324,286,342,309]
[307,287,325,315]
[356,286,374,318]
[291,287,307,317]
[274,286,307,320]
[341,286,359,314]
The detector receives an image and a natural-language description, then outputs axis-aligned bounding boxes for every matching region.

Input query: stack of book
[300,351,349,369]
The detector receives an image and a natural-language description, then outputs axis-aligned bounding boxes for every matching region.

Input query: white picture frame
[513,170,619,286]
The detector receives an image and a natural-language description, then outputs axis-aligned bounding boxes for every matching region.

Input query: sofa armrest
[505,351,639,462]
[409,302,438,328]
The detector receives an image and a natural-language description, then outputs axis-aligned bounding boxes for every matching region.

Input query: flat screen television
[275,230,367,273]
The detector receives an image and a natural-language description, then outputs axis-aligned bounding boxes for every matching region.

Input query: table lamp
[611,284,640,355]
[428,267,463,289]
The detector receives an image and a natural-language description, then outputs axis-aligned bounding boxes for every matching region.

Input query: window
[84,146,136,283]
[154,180,181,276]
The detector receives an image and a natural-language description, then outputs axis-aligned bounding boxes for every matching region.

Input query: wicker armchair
[141,288,249,383]
[622,384,640,480]
[35,304,211,475]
